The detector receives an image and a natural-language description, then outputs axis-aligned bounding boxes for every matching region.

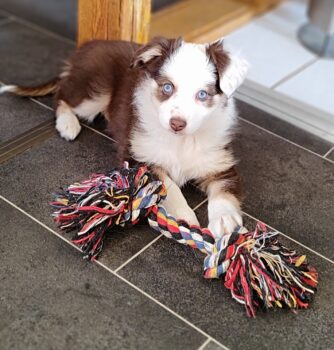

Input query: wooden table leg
[78,0,151,46]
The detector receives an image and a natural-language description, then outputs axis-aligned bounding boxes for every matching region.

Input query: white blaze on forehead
[160,43,216,89]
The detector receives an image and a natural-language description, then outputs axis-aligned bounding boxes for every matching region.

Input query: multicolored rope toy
[51,164,318,317]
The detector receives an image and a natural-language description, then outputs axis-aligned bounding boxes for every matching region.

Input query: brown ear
[206,39,231,93]
[131,36,183,69]
[207,39,249,98]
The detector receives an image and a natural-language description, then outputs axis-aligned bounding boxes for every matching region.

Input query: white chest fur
[130,97,237,186]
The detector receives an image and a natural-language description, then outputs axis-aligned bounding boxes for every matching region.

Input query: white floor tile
[275,59,334,116]
[256,0,308,37]
[225,0,314,88]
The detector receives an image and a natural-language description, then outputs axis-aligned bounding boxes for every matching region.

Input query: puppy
[0,37,248,238]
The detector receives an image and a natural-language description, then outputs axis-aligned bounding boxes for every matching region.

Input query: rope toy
[51,164,318,317]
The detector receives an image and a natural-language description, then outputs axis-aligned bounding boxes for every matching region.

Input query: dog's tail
[0,78,58,97]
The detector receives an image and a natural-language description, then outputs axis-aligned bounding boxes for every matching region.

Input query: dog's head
[132,37,248,135]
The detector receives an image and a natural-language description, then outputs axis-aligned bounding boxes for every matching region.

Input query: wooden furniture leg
[78,0,151,46]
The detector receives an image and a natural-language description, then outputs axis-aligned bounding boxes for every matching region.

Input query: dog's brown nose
[170,117,187,132]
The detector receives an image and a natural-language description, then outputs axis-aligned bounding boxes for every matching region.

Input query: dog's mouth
[170,129,185,135]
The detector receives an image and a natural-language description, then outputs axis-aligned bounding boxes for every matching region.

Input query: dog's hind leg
[56,100,82,141]
[72,94,110,124]
[56,94,111,141]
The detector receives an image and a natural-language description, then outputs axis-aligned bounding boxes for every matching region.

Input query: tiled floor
[275,59,334,116]
[226,0,315,89]
[0,5,334,350]
[226,0,334,142]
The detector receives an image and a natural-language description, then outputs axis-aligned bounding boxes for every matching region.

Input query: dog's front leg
[152,168,199,225]
[199,167,243,239]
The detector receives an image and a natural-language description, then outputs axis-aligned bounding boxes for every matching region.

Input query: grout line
[211,339,229,350]
[323,146,334,158]
[29,97,53,111]
[193,198,208,211]
[270,57,319,90]
[197,338,212,350]
[113,234,163,273]
[82,124,117,143]
[238,116,334,165]
[242,211,334,265]
[0,194,228,350]
[0,8,75,46]
[0,195,81,253]
[103,265,230,350]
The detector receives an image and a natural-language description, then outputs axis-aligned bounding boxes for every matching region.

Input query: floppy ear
[207,39,249,98]
[132,40,163,68]
[132,36,183,69]
[220,53,249,98]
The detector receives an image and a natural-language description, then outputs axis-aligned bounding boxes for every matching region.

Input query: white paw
[56,113,81,141]
[208,210,242,239]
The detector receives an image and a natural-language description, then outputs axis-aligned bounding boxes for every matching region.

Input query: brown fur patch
[57,40,141,107]
[54,40,143,164]
[196,165,243,201]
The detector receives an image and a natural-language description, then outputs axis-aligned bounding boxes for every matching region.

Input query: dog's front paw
[162,198,199,226]
[175,206,200,226]
[208,209,242,239]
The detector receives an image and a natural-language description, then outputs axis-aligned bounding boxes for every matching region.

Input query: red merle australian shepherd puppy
[0,37,249,238]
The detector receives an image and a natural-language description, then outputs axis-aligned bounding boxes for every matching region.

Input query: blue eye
[162,83,173,95]
[197,90,208,101]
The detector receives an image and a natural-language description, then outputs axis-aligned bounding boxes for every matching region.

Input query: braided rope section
[51,165,318,317]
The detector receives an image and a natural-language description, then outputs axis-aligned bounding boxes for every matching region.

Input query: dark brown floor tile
[0,20,73,86]
[0,94,53,143]
[182,183,206,209]
[233,120,334,260]
[0,12,7,21]
[203,341,224,350]
[0,0,77,39]
[99,224,159,270]
[236,99,333,156]
[0,199,205,350]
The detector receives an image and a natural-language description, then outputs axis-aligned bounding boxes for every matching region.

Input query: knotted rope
[51,164,318,317]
